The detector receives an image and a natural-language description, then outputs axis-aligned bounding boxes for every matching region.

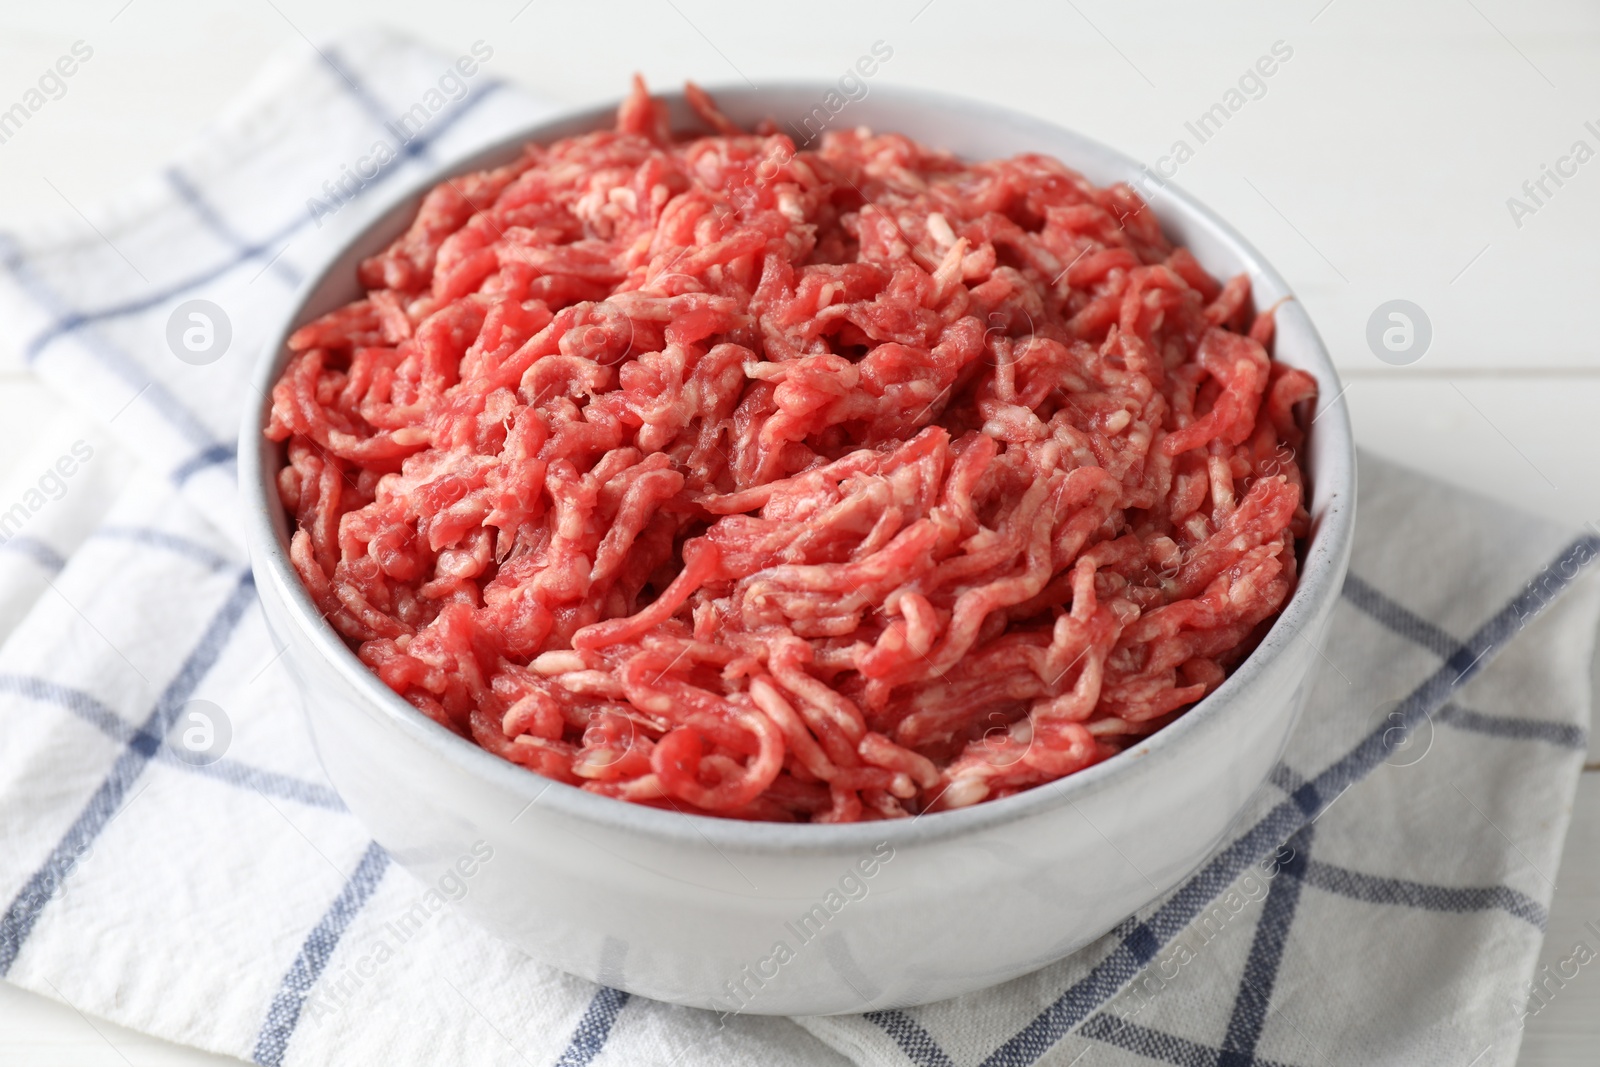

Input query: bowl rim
[240,81,1357,855]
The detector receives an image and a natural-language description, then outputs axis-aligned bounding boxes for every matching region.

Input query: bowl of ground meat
[241,79,1355,1015]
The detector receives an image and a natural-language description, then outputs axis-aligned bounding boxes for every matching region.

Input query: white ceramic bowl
[241,84,1356,1017]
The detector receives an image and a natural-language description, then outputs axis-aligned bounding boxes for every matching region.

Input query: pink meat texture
[267,78,1317,823]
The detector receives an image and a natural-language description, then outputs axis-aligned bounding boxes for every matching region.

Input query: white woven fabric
[1,30,1596,1067]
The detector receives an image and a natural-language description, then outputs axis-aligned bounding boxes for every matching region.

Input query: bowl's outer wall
[242,85,1355,1015]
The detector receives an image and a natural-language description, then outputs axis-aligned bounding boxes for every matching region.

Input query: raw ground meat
[267,78,1317,823]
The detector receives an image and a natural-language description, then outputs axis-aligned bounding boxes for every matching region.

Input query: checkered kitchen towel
[1,28,1597,1067]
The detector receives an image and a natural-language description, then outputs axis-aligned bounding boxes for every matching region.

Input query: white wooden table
[1,2,1597,1062]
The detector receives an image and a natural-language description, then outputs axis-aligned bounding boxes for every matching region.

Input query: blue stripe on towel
[165,168,304,288]
[0,674,343,811]
[862,1008,957,1067]
[1219,825,1314,1065]
[1339,572,1465,661]
[1436,702,1587,750]
[318,46,435,166]
[251,841,390,1066]
[553,986,632,1067]
[170,442,239,488]
[94,524,239,571]
[1080,1012,1295,1067]
[0,572,255,975]
[1297,859,1547,929]
[0,535,67,574]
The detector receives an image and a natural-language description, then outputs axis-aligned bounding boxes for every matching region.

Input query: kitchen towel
[1,29,1597,1067]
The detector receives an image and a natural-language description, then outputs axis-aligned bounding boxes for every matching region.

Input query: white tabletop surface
[1,1,1597,1063]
